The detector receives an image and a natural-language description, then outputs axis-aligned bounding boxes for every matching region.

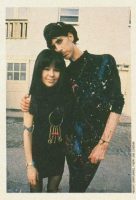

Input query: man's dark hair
[43,22,79,49]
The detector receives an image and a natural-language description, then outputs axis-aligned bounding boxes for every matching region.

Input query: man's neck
[70,46,83,61]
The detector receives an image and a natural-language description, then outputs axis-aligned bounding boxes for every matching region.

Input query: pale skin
[21,33,121,165]
[23,112,39,186]
[23,66,60,186]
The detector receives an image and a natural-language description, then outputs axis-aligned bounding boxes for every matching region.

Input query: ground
[7,113,131,193]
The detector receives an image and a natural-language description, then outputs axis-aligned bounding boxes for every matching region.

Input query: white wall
[6,7,131,115]
[78,7,130,64]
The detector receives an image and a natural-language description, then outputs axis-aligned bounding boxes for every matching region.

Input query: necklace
[48,109,63,144]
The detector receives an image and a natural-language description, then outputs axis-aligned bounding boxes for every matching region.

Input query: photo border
[1,0,136,199]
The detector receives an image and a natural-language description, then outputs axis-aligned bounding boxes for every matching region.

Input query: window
[59,8,79,25]
[7,63,26,80]
[117,64,129,71]
[6,19,28,39]
[124,65,129,68]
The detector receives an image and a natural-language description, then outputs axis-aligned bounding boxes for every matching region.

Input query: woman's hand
[27,166,39,186]
[20,94,31,112]
[88,142,109,164]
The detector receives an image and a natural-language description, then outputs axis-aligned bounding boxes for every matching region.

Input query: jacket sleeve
[108,55,125,114]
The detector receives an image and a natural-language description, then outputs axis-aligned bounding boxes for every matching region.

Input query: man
[21,22,124,192]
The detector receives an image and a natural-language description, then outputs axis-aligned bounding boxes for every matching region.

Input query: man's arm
[88,55,124,164]
[88,112,120,164]
[20,94,31,112]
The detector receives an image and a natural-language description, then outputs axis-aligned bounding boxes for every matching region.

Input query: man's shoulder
[85,51,117,75]
[86,51,115,61]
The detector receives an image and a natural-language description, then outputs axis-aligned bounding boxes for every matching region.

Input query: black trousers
[65,130,101,193]
[66,155,100,192]
[67,156,100,193]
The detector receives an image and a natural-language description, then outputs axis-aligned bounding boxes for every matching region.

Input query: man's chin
[64,55,71,60]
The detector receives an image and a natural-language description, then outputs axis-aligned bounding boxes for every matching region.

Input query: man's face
[51,36,74,60]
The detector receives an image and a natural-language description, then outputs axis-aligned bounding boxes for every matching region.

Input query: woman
[23,49,73,192]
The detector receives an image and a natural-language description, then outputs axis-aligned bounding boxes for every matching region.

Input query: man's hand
[20,94,31,112]
[88,142,109,164]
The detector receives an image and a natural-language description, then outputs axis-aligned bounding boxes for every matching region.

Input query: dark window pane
[7,63,13,71]
[60,16,78,22]
[21,63,26,71]
[6,23,8,38]
[7,72,13,80]
[10,23,13,37]
[20,23,23,37]
[20,72,26,80]
[14,63,20,71]
[124,65,129,68]
[25,23,27,38]
[14,72,19,80]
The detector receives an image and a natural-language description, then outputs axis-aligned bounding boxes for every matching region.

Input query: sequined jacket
[66,51,124,145]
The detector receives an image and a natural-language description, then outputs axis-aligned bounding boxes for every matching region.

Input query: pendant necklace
[48,109,63,144]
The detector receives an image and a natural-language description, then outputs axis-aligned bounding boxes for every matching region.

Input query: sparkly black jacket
[66,51,124,143]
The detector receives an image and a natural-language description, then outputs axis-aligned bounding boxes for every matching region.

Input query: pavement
[6,109,131,193]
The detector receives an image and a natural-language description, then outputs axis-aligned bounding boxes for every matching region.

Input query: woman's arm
[23,112,38,186]
[88,112,120,164]
[23,112,34,165]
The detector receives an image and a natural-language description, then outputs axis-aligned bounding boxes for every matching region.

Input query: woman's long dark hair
[29,49,74,125]
[29,49,66,99]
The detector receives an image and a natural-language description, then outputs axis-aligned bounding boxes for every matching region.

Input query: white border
[0,0,6,197]
[1,0,136,200]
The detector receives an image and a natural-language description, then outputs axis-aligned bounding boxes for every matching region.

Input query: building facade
[6,7,131,116]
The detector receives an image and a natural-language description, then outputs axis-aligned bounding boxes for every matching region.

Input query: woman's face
[41,65,60,87]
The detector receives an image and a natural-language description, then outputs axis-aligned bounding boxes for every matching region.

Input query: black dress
[65,51,124,192]
[29,86,73,178]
